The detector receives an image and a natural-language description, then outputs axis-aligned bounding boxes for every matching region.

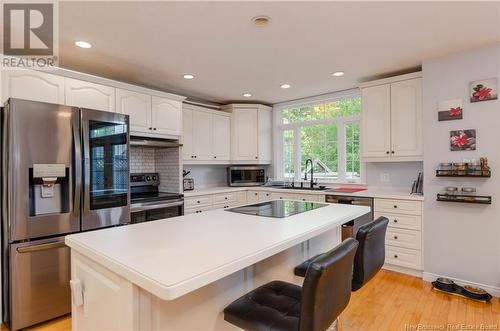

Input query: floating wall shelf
[436,169,491,178]
[436,193,492,205]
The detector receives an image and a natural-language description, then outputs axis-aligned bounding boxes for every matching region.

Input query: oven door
[130,200,184,224]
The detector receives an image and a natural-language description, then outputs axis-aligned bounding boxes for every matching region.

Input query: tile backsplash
[130,146,181,192]
[130,147,155,173]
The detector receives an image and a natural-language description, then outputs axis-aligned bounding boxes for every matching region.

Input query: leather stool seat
[224,281,302,331]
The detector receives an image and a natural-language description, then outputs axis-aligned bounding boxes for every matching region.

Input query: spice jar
[438,163,453,175]
[461,187,476,201]
[468,162,482,176]
[453,162,468,176]
[444,187,458,195]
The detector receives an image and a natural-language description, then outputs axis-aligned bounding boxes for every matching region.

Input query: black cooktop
[226,200,328,218]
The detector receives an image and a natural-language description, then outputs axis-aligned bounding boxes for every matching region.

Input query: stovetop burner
[130,172,183,204]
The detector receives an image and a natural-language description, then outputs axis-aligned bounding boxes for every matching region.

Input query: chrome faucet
[304,159,315,188]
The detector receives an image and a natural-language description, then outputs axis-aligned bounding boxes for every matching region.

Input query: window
[276,92,362,183]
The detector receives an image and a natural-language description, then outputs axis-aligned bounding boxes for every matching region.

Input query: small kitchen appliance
[183,170,194,191]
[131,173,184,223]
[228,166,266,186]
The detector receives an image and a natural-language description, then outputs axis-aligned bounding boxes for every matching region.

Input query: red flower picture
[438,99,463,121]
[470,79,497,103]
[450,129,476,151]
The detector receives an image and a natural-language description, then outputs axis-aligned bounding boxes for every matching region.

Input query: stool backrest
[299,238,359,331]
[352,216,389,291]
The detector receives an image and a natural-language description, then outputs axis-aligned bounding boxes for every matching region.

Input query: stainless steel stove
[226,200,328,218]
[130,173,184,223]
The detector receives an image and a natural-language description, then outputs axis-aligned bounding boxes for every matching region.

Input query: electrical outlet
[380,173,390,183]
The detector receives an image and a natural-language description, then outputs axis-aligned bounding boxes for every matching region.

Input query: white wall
[183,165,228,188]
[422,45,500,292]
[365,161,422,188]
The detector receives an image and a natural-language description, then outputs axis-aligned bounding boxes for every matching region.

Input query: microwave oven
[227,166,266,187]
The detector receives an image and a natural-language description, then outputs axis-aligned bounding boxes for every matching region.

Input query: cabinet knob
[214,156,217,159]
[386,151,390,154]
[254,193,258,196]
[394,219,398,223]
[394,205,398,209]
[394,255,398,259]
[153,128,157,131]
[394,236,398,240]
[266,194,269,196]
[197,201,201,203]
[149,127,153,130]
[255,156,258,159]
[225,197,228,200]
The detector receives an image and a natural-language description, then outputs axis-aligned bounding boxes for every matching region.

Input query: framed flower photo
[438,99,463,121]
[470,78,497,103]
[450,129,476,151]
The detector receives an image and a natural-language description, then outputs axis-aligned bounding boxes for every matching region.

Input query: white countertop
[65,202,369,300]
[183,186,424,201]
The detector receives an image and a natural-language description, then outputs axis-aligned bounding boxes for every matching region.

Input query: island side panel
[143,227,340,330]
[70,251,139,331]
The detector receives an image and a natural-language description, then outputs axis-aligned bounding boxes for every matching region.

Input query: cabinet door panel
[152,96,182,136]
[212,114,231,160]
[192,110,213,160]
[390,78,423,157]
[65,78,115,112]
[116,89,151,133]
[182,108,193,160]
[361,85,391,158]
[232,109,258,161]
[2,70,65,104]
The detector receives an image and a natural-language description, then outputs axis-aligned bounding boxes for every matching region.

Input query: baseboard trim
[383,264,423,278]
[422,272,500,298]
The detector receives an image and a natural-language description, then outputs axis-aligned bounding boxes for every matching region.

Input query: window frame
[273,89,365,184]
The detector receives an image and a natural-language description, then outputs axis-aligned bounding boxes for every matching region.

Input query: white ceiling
[58,1,500,104]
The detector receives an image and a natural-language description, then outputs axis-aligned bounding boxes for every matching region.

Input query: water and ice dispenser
[29,164,70,216]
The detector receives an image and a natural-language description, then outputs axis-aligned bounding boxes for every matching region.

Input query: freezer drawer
[8,237,71,330]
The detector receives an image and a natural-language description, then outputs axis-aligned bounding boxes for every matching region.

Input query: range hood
[130,136,182,148]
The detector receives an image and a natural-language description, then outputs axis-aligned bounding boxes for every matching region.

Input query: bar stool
[294,216,389,291]
[224,238,359,331]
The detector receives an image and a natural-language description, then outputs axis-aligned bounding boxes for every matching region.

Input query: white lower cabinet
[374,198,423,273]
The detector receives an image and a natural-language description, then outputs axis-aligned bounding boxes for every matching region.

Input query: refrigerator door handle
[16,241,66,253]
[72,117,82,218]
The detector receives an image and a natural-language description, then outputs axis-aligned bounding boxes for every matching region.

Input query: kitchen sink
[275,186,329,191]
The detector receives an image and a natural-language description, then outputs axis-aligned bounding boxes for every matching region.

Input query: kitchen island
[65,201,370,331]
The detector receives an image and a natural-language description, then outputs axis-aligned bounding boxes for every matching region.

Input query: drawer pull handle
[394,236,398,240]
[394,255,398,259]
[393,219,398,223]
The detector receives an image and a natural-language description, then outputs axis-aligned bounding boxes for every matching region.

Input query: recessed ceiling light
[280,84,291,89]
[332,71,345,77]
[183,74,195,80]
[243,93,252,98]
[74,41,92,49]
[251,15,271,27]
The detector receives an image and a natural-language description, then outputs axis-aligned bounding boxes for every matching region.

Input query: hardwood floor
[5,270,499,331]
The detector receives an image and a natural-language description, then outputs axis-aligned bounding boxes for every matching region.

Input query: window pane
[282,104,325,124]
[300,124,338,181]
[283,129,295,180]
[325,96,361,119]
[345,122,361,180]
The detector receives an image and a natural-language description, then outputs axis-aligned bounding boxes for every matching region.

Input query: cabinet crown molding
[359,71,422,89]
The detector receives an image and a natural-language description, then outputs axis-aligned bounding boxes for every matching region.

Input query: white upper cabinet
[2,70,65,104]
[361,84,391,158]
[212,114,231,161]
[183,104,231,163]
[192,110,213,161]
[390,78,422,157]
[116,89,152,134]
[152,96,182,136]
[224,104,272,164]
[232,108,258,161]
[182,108,194,160]
[360,73,422,161]
[65,78,115,112]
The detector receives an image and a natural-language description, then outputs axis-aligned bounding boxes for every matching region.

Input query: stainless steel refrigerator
[1,98,130,330]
